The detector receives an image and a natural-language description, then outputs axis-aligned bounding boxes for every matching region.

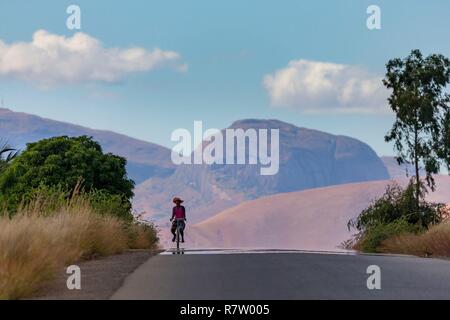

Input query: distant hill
[1,109,393,225]
[0,108,175,184]
[134,119,389,222]
[381,156,425,179]
[157,175,450,250]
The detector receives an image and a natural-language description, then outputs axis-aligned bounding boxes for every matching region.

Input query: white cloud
[263,59,389,114]
[0,30,186,86]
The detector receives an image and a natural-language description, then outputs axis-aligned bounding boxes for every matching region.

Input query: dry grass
[0,195,158,300]
[380,220,450,258]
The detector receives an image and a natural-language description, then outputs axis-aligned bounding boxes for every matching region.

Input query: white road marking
[160,248,356,255]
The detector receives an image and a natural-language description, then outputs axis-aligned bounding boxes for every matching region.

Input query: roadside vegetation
[346,181,449,255]
[0,137,158,300]
[347,50,450,258]
[380,220,450,257]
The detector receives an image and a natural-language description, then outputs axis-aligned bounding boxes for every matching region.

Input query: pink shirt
[172,206,186,219]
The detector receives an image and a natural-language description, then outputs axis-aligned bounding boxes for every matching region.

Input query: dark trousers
[171,220,185,239]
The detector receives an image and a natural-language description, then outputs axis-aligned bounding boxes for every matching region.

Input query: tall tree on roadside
[438,97,450,172]
[384,49,450,223]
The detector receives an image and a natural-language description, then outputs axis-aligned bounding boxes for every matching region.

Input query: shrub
[0,183,135,220]
[87,189,133,221]
[126,220,160,249]
[353,219,420,253]
[348,181,445,232]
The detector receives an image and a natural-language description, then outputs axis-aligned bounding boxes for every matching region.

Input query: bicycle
[174,218,185,250]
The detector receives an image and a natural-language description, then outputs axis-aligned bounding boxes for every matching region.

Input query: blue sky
[0,0,449,155]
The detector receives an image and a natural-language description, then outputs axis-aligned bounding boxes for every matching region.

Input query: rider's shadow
[172,248,185,255]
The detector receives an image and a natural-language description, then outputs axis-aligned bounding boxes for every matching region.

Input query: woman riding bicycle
[170,197,186,243]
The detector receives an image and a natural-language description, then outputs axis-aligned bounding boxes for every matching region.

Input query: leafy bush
[353,219,420,253]
[88,189,133,221]
[348,181,445,232]
[126,220,160,249]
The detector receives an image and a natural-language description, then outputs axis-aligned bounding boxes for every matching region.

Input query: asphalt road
[111,250,450,299]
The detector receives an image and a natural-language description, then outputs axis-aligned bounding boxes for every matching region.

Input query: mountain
[0,108,175,184]
[157,175,450,250]
[134,119,389,222]
[1,109,392,225]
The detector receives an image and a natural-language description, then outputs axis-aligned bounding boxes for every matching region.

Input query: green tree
[0,136,134,212]
[383,49,450,220]
[438,103,450,171]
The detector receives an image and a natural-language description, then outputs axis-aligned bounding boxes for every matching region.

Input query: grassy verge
[0,193,158,300]
[380,220,450,258]
[347,219,450,258]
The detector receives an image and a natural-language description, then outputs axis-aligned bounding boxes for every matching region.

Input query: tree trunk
[414,127,421,226]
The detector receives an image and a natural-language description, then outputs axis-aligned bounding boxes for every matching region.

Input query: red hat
[173,197,184,204]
